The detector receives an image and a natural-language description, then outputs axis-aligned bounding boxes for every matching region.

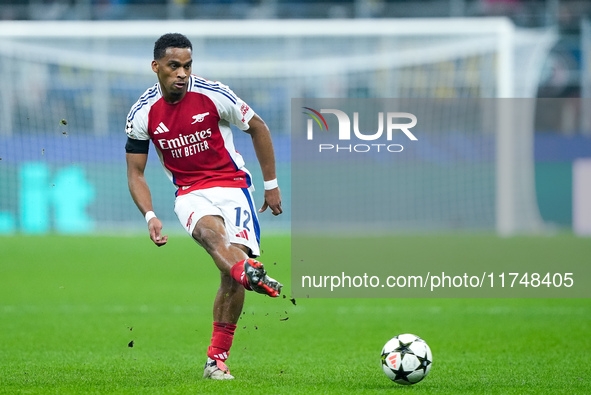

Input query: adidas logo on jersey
[191,112,210,124]
[154,122,170,135]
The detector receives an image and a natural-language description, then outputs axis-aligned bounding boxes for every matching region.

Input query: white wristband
[264,178,278,190]
[144,211,156,223]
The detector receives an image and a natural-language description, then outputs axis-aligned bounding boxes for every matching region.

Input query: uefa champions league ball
[381,333,432,385]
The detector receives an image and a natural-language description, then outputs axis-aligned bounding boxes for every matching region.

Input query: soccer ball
[380,333,432,385]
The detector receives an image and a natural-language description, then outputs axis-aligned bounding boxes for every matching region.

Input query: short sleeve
[125,108,150,141]
[209,81,256,131]
[125,85,157,141]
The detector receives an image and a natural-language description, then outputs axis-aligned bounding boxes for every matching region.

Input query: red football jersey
[126,75,255,196]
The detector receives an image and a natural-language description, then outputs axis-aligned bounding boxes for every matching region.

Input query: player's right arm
[126,151,168,247]
[125,89,167,247]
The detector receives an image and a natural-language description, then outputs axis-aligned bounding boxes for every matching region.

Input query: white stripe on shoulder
[128,84,162,121]
[191,75,237,104]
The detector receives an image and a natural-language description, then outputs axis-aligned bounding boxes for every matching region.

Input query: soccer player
[124,33,283,380]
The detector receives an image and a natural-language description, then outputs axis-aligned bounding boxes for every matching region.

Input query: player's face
[152,47,192,103]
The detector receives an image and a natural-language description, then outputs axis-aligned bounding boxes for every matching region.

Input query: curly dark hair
[153,33,193,60]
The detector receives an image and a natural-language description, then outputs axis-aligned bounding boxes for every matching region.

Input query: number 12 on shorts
[234,207,251,231]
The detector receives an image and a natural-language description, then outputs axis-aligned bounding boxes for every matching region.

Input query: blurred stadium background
[0,0,590,236]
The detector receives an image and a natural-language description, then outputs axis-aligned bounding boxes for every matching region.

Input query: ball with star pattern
[381,333,432,385]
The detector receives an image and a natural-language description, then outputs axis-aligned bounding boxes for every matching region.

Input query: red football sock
[230,259,252,290]
[207,322,237,361]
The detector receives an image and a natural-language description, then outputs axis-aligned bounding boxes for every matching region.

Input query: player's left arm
[245,114,282,216]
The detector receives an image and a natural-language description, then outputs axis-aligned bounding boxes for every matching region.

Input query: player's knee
[192,225,225,252]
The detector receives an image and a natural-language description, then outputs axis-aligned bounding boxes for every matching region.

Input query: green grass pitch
[0,234,589,394]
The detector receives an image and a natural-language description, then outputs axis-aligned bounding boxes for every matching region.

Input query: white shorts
[174,187,261,257]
